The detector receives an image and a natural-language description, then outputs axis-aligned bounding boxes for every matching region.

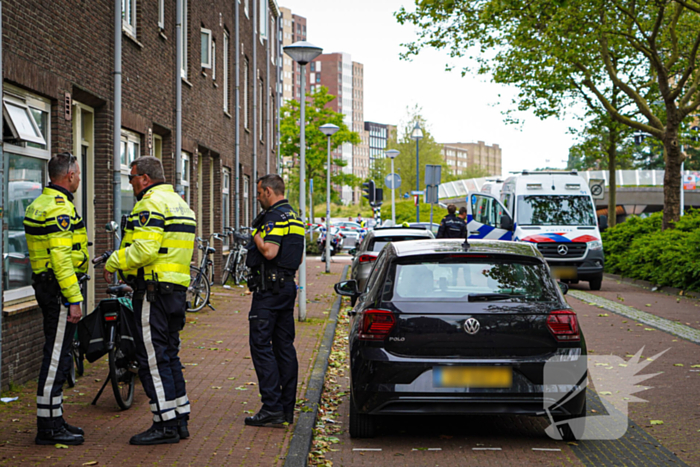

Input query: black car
[334,239,587,440]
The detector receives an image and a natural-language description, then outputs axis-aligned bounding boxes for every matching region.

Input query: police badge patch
[56,214,71,231]
[55,196,65,205]
[264,222,275,234]
[138,211,151,227]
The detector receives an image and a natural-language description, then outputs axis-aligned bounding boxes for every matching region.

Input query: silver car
[333,221,364,249]
[350,227,434,298]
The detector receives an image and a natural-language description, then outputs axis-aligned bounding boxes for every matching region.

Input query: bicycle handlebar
[92,251,112,265]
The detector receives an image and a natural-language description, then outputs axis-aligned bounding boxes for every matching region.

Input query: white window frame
[259,78,264,141]
[244,0,249,18]
[259,0,268,39]
[181,152,191,205]
[223,30,229,112]
[244,57,249,129]
[3,85,51,303]
[222,168,231,247]
[122,0,137,37]
[120,129,141,171]
[201,28,212,69]
[180,0,188,79]
[152,134,163,159]
[158,0,165,29]
[243,174,250,227]
[212,40,216,80]
[3,94,47,146]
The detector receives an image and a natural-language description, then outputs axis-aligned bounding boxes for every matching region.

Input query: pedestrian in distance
[103,156,196,445]
[244,174,304,427]
[24,153,89,446]
[458,206,467,222]
[436,204,467,239]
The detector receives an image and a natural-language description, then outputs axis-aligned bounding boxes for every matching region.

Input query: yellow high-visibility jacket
[106,183,196,287]
[23,185,89,304]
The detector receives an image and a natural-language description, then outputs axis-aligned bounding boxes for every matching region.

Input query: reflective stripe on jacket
[105,184,196,287]
[23,186,89,303]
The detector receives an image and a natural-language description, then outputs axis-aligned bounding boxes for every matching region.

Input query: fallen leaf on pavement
[674,364,684,367]
[55,444,68,449]
[235,386,248,391]
[211,386,222,389]
[598,314,609,317]
[82,462,99,466]
[650,420,664,425]
[599,391,612,395]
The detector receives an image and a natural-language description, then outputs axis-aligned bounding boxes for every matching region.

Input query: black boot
[64,422,85,436]
[284,412,294,425]
[129,425,180,445]
[178,419,190,439]
[244,409,285,427]
[36,426,84,446]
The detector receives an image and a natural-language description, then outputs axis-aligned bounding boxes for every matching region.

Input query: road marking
[533,448,562,452]
[568,289,700,345]
[472,447,502,451]
[352,448,382,451]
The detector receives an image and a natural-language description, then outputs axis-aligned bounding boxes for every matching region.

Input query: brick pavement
[0,258,345,466]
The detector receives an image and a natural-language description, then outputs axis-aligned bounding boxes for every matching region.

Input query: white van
[464,171,604,290]
[480,178,504,200]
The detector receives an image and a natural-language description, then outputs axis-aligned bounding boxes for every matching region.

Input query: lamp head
[320,123,340,137]
[283,41,323,65]
[411,121,424,141]
[385,149,400,159]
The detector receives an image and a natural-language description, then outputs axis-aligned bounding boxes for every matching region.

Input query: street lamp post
[320,123,339,273]
[284,41,323,322]
[386,149,399,225]
[411,122,423,223]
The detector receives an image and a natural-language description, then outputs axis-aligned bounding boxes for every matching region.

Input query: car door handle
[469,230,480,235]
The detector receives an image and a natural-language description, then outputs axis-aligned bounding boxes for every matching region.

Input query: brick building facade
[1,0,281,389]
[440,141,502,176]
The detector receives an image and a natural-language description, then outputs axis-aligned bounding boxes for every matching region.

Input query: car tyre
[589,275,603,291]
[349,392,375,438]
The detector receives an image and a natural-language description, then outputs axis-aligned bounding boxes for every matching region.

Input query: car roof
[372,228,434,238]
[390,238,541,258]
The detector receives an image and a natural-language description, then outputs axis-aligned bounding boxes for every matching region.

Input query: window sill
[159,29,167,40]
[3,299,39,317]
[213,82,218,88]
[182,77,193,88]
[123,30,144,49]
[224,111,232,119]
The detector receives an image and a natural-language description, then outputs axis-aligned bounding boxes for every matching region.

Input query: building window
[180,0,188,78]
[259,0,268,38]
[259,79,264,141]
[2,86,51,301]
[223,31,229,112]
[243,174,250,227]
[201,28,212,69]
[211,40,216,80]
[120,129,141,218]
[181,152,191,205]
[244,0,249,18]
[122,0,137,36]
[244,57,249,129]
[152,134,163,159]
[222,168,230,246]
[158,0,164,29]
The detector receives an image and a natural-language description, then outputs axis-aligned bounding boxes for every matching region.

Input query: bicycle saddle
[207,246,216,254]
[106,284,133,297]
[235,233,251,243]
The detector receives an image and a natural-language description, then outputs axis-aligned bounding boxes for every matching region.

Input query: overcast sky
[281,0,581,176]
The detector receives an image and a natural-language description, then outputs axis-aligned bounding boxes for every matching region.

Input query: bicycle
[66,274,90,388]
[187,235,222,312]
[221,226,251,286]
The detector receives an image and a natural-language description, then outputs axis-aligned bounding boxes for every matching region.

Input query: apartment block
[1,0,282,389]
[441,141,502,177]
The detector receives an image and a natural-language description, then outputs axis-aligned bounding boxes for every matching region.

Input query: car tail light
[546,310,580,342]
[359,309,396,341]
[358,254,377,263]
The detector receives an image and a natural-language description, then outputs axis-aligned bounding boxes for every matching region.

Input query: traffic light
[375,188,383,205]
[362,180,376,205]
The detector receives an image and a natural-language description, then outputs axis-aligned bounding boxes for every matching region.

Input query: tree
[397,0,700,229]
[279,86,361,217]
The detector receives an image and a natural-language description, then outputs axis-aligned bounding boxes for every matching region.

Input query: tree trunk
[662,125,682,230]
[607,127,617,228]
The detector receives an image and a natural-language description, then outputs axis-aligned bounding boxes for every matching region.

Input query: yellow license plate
[551,266,577,280]
[434,366,513,388]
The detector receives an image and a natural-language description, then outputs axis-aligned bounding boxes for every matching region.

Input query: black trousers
[33,280,75,430]
[249,280,298,413]
[132,290,189,427]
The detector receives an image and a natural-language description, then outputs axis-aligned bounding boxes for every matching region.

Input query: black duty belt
[32,270,56,284]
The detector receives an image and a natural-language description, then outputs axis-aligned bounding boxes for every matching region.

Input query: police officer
[103,156,196,445]
[458,206,467,223]
[436,204,467,238]
[244,174,304,427]
[24,153,88,445]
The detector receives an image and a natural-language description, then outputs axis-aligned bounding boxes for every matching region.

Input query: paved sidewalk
[0,257,345,466]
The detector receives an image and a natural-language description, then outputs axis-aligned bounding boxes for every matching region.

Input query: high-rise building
[441,144,470,176]
[365,121,395,170]
[440,141,502,176]
[279,7,306,103]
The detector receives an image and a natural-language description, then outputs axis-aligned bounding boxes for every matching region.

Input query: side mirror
[349,248,357,256]
[500,214,514,231]
[557,281,569,295]
[598,215,608,231]
[334,280,360,298]
[106,221,119,233]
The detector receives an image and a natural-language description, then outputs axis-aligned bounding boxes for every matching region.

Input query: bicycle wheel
[73,339,84,377]
[221,251,234,286]
[235,251,248,285]
[187,266,210,312]
[66,354,76,388]
[109,341,135,410]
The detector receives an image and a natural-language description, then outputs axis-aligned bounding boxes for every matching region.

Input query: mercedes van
[464,171,604,290]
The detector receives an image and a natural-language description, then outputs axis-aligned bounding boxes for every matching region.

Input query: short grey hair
[49,152,78,181]
[130,156,165,183]
[257,174,285,195]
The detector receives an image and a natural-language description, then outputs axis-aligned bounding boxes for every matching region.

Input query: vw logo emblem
[464,318,480,335]
[557,244,569,256]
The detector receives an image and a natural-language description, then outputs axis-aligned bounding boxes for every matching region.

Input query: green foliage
[602,210,700,291]
[280,86,361,208]
[392,199,447,225]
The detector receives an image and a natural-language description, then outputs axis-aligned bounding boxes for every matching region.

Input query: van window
[470,195,504,228]
[517,195,596,226]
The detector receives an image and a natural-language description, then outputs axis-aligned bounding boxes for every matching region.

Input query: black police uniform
[245,199,304,424]
[436,213,467,239]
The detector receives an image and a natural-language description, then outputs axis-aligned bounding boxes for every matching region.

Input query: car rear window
[370,235,428,252]
[387,258,558,302]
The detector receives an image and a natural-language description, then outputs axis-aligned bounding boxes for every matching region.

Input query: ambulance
[465,171,605,290]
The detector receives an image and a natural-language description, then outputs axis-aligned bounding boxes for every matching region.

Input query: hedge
[602,210,700,291]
